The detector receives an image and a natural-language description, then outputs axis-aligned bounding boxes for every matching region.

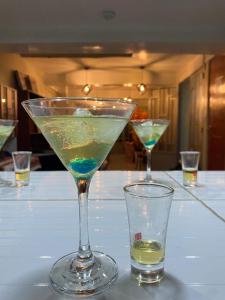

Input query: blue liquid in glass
[69,158,97,175]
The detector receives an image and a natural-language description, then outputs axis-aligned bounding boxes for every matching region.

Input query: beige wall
[0,53,57,97]
[177,55,213,83]
[178,64,209,169]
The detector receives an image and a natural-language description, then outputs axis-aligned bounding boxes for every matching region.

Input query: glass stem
[75,178,94,268]
[146,149,152,181]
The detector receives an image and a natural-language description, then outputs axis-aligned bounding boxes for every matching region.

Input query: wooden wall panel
[178,66,208,170]
[189,68,208,169]
[149,87,177,153]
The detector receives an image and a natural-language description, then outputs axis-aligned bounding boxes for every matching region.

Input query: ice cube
[142,120,153,127]
[74,108,92,116]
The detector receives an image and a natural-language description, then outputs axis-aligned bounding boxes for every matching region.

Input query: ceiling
[0,0,225,53]
[25,53,198,76]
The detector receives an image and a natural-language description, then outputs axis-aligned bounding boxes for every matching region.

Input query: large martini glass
[22,97,136,296]
[131,119,169,182]
[0,119,18,186]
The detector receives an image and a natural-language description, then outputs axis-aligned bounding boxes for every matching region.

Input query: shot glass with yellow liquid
[124,182,174,284]
[12,151,32,187]
[180,151,200,187]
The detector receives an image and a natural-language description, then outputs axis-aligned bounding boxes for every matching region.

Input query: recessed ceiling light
[136,50,149,60]
[83,45,102,51]
[102,10,116,20]
[93,45,102,51]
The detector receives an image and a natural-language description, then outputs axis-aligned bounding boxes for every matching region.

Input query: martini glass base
[49,251,118,296]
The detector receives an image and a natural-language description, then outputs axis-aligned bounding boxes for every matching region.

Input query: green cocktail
[131,119,169,181]
[0,119,17,186]
[34,115,127,179]
[22,97,136,296]
[0,124,15,150]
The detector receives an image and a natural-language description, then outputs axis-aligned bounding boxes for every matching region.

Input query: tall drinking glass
[22,97,136,296]
[0,119,18,186]
[131,119,169,181]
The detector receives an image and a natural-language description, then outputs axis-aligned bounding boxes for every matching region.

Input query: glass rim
[180,151,200,155]
[12,151,32,155]
[0,119,18,123]
[123,182,174,199]
[130,118,169,122]
[22,97,137,108]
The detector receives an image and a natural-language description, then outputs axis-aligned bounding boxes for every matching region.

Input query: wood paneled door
[208,56,225,170]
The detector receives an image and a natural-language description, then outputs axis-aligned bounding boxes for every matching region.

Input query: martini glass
[0,119,18,186]
[131,119,169,182]
[22,97,136,296]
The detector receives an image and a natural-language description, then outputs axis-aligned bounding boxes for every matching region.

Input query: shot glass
[12,151,32,187]
[180,151,200,187]
[124,182,174,284]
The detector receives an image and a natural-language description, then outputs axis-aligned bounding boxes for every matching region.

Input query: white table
[0,170,225,300]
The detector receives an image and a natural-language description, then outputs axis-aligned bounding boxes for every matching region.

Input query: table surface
[0,170,225,300]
